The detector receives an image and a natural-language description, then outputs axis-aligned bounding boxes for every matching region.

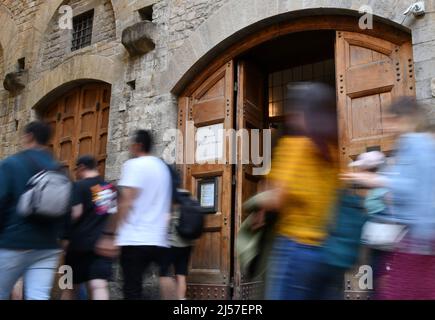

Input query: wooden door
[233,60,265,299]
[335,31,415,167]
[42,83,111,178]
[179,62,234,300]
[335,31,415,299]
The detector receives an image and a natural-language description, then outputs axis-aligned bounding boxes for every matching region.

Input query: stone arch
[29,0,119,74]
[36,0,117,74]
[26,54,120,111]
[161,0,415,94]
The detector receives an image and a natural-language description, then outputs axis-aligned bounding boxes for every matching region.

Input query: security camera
[404,1,426,17]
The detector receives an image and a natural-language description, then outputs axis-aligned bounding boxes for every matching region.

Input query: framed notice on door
[197,177,218,213]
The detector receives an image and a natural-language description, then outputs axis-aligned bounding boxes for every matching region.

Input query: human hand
[340,172,385,188]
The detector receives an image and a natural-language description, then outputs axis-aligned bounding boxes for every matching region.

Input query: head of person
[284,82,338,161]
[75,155,98,180]
[130,129,153,157]
[383,96,427,136]
[21,121,52,149]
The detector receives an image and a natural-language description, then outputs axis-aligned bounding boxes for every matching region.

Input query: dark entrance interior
[237,30,336,148]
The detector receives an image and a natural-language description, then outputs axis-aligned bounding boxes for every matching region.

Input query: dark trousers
[120,245,165,300]
[308,263,346,300]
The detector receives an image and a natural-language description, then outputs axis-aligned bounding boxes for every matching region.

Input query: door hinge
[234,82,238,92]
[232,174,236,185]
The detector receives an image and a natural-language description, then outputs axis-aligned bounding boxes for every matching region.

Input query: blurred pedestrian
[61,155,117,300]
[160,190,195,300]
[99,130,172,300]
[253,82,340,299]
[0,121,67,300]
[343,97,435,299]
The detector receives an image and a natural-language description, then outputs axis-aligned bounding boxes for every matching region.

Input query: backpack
[175,189,204,240]
[164,161,204,240]
[17,154,72,220]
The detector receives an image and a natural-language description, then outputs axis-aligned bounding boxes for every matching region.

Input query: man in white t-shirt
[99,130,172,299]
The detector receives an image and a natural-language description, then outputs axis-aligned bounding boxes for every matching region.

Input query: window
[18,58,25,71]
[268,59,335,118]
[138,5,153,21]
[72,10,94,51]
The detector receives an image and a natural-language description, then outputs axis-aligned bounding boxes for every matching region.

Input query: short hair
[76,155,97,170]
[389,96,422,117]
[24,121,51,145]
[134,130,153,153]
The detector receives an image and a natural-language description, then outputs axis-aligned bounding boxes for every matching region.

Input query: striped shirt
[268,136,339,246]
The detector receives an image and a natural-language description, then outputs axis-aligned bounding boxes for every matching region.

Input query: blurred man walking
[0,121,66,300]
[61,155,117,300]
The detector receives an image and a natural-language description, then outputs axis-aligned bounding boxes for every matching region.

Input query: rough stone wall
[0,0,42,157]
[104,0,231,182]
[411,4,435,120]
[38,0,116,74]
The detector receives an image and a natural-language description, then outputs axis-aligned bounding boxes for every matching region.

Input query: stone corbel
[3,70,28,93]
[121,21,156,56]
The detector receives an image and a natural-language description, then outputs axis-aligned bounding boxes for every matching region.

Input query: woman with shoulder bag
[342,97,435,300]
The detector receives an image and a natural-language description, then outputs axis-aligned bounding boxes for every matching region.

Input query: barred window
[72,10,94,51]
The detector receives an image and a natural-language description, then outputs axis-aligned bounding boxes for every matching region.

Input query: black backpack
[164,161,204,240]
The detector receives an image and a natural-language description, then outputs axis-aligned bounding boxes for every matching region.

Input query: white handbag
[361,220,408,250]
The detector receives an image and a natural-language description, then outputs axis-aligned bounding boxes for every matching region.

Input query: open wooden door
[179,62,234,300]
[233,60,266,299]
[335,31,415,167]
[335,31,415,299]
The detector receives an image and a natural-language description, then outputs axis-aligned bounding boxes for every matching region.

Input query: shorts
[160,246,193,276]
[65,250,113,285]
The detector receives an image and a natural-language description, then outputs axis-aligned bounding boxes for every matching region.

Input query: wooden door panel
[58,89,79,173]
[181,62,234,299]
[336,31,415,166]
[42,83,111,178]
[234,60,265,299]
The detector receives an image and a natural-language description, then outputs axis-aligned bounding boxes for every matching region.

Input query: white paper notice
[200,182,215,208]
[196,123,224,162]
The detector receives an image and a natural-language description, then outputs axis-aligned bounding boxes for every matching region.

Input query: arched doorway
[177,16,415,300]
[39,82,111,178]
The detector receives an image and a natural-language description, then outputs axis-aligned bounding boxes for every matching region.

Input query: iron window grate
[72,10,94,51]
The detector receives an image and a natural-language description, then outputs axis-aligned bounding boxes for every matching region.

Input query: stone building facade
[0,0,434,176]
[1,0,435,299]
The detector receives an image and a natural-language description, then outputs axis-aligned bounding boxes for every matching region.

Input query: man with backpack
[0,121,70,300]
[61,155,117,300]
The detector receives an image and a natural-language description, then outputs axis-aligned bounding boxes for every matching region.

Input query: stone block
[122,21,157,56]
[3,71,28,93]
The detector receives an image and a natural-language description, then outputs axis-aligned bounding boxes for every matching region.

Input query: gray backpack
[17,156,72,219]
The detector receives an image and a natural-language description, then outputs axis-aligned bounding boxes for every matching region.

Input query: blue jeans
[0,249,61,300]
[265,236,323,300]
